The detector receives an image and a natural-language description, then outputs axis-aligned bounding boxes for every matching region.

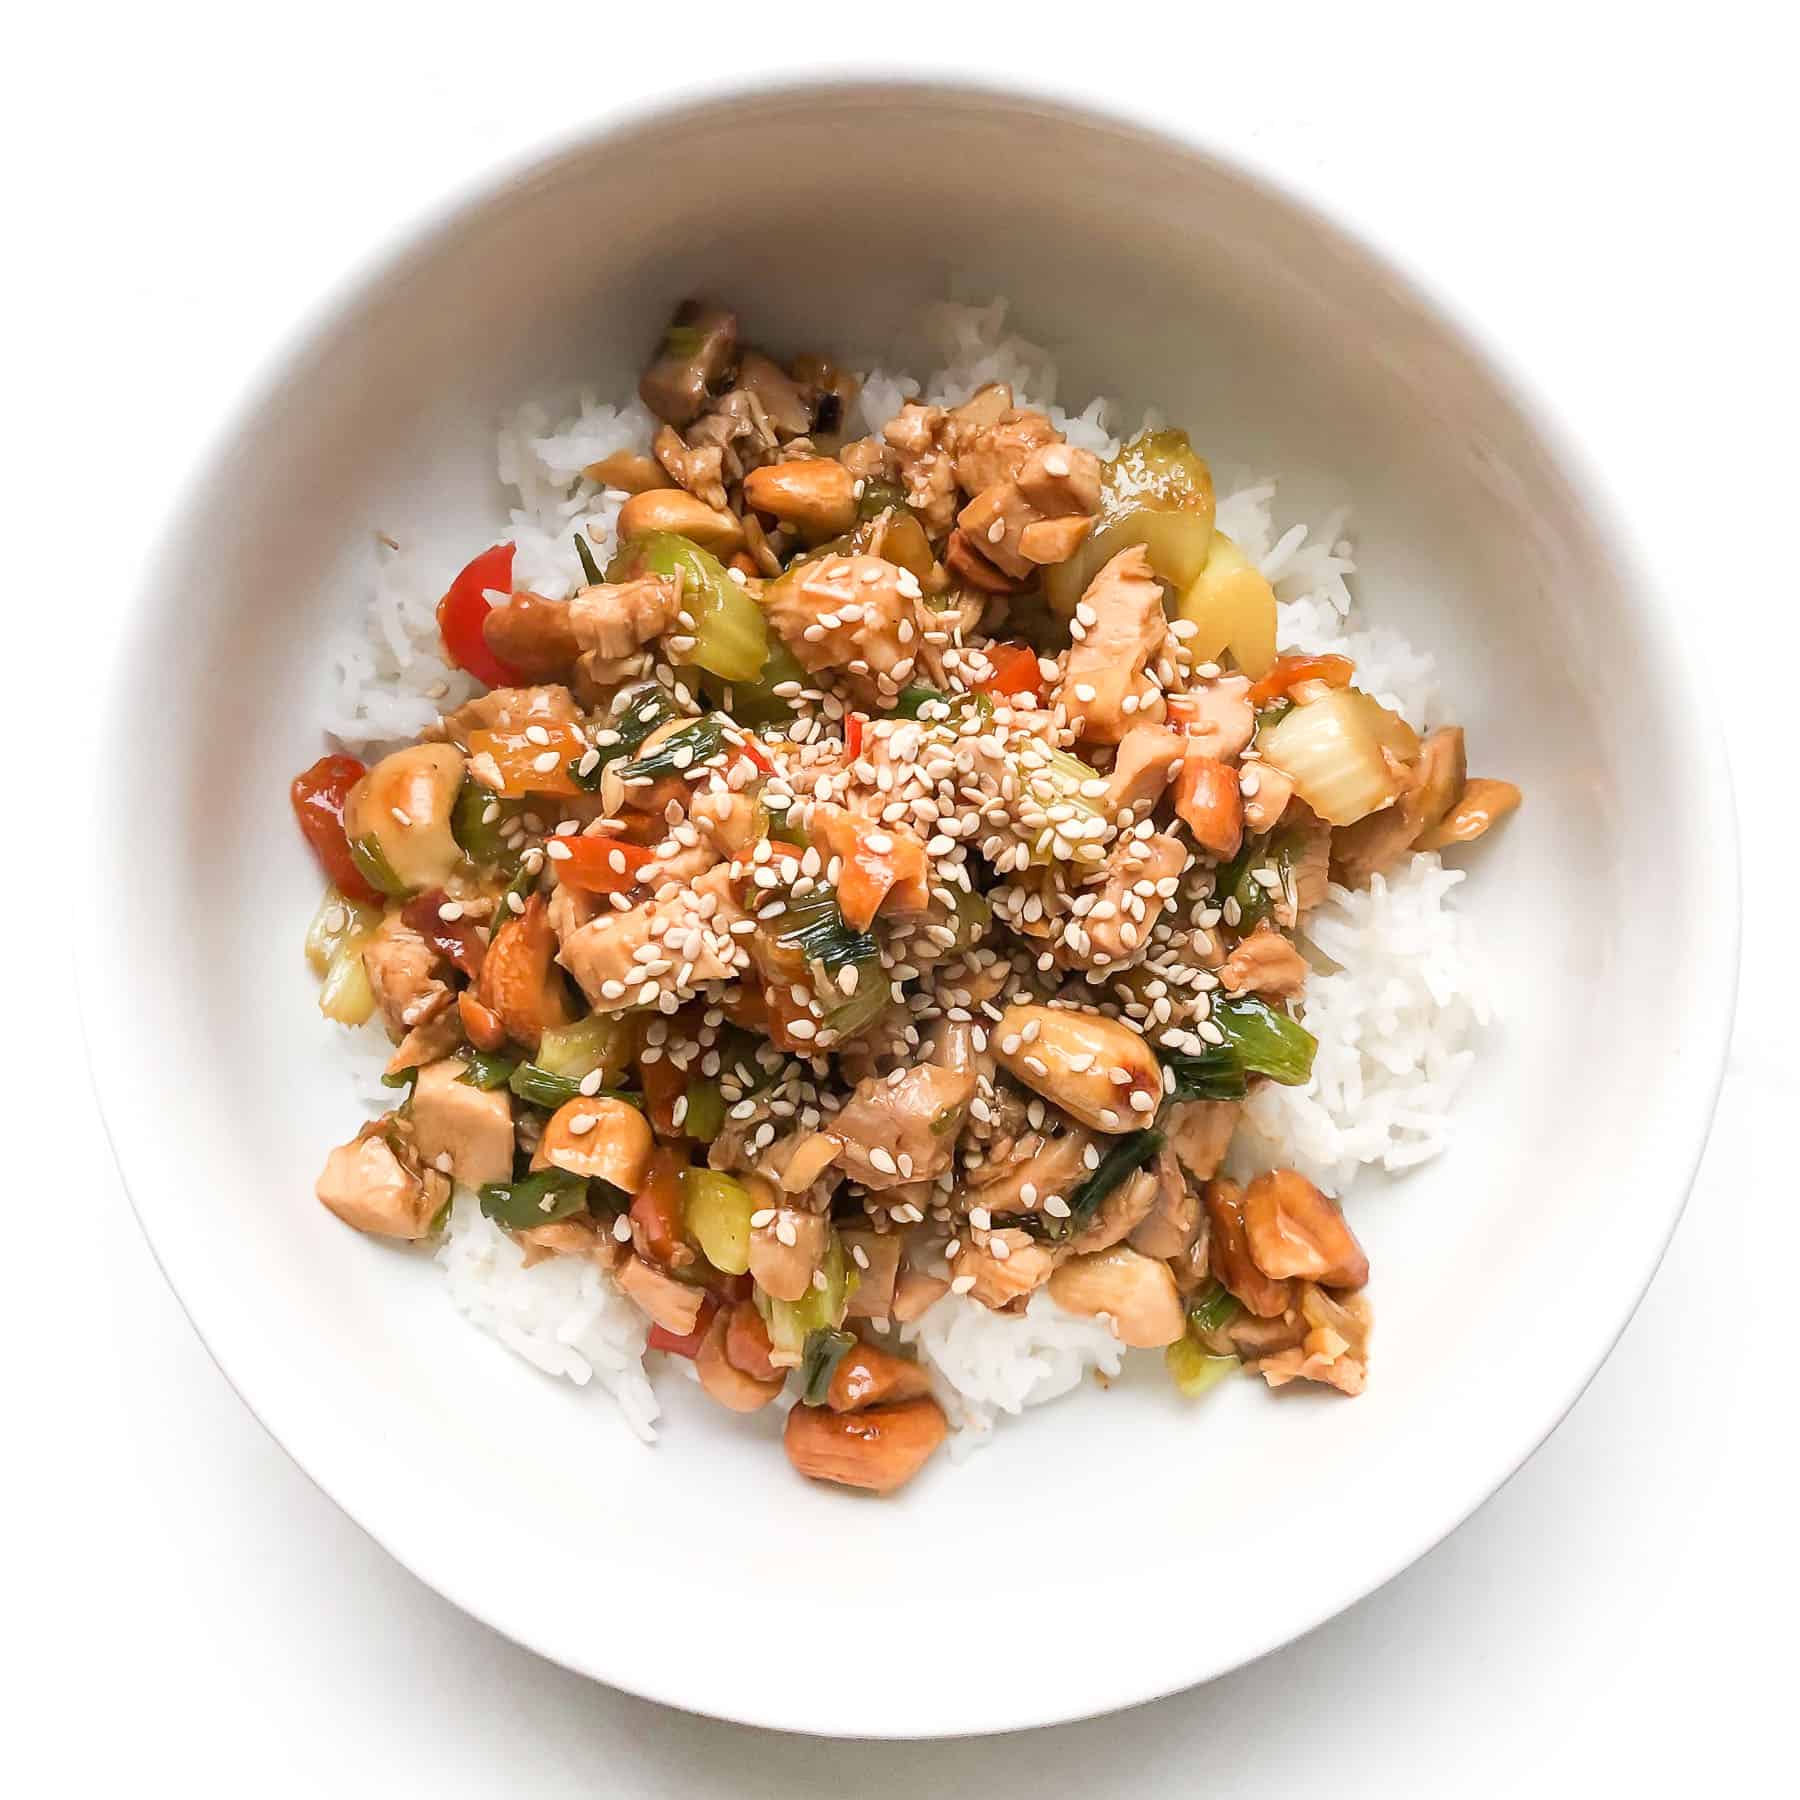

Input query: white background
[9,3,1796,1793]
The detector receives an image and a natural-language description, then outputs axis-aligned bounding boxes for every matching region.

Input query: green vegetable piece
[799,1328,857,1405]
[1186,1281,1239,1338]
[1160,1046,1248,1104]
[508,1063,585,1109]
[619,716,729,782]
[380,1066,419,1095]
[892,684,949,718]
[1165,1336,1239,1398]
[478,1168,589,1230]
[451,777,518,864]
[681,1167,754,1275]
[573,531,603,587]
[1213,995,1317,1087]
[1053,1128,1166,1240]
[856,477,907,520]
[349,833,412,898]
[610,532,767,683]
[775,889,878,974]
[537,1014,633,1083]
[681,1076,726,1144]
[457,1050,519,1091]
[757,1233,858,1357]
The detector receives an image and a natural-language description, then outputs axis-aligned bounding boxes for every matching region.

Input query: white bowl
[87,81,1737,1736]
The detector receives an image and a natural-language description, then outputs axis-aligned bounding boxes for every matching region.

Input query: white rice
[324,297,1490,1449]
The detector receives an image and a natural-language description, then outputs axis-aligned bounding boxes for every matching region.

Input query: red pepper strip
[551,835,658,894]
[435,542,523,689]
[290,753,378,902]
[400,890,486,979]
[974,640,1047,701]
[845,713,866,760]
[733,734,774,775]
[1246,652,1355,708]
[648,1294,719,1359]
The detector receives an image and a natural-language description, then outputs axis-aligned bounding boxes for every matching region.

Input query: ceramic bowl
[86,81,1737,1736]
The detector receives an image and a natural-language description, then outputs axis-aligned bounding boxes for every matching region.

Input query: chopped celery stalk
[681,1168,753,1275]
[304,886,380,975]
[799,1328,856,1405]
[1053,1129,1165,1239]
[349,833,412,898]
[537,1014,636,1084]
[317,935,377,1026]
[681,1076,726,1144]
[945,883,993,953]
[620,717,728,781]
[713,637,806,727]
[1046,427,1217,609]
[573,531,603,587]
[609,532,767,683]
[856,477,907,519]
[508,1063,584,1109]
[1258,687,1417,827]
[1020,748,1107,863]
[1176,530,1277,679]
[756,1232,858,1356]
[1166,1336,1239,1398]
[451,777,519,864]
[1187,1281,1239,1337]
[478,1169,588,1230]
[457,1050,519,1091]
[1213,995,1316,1086]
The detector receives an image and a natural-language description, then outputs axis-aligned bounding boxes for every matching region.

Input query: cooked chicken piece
[838,435,892,485]
[825,1343,933,1412]
[385,1002,462,1077]
[723,1300,782,1382]
[736,350,815,439]
[1046,1244,1185,1347]
[640,833,721,887]
[476,892,573,1052]
[477,590,582,681]
[361,911,452,1038]
[316,1115,449,1240]
[891,1269,951,1322]
[784,1396,947,1493]
[1181,674,1255,762]
[616,1253,707,1336]
[1105,723,1186,821]
[1203,1177,1296,1318]
[832,1064,978,1191]
[1274,803,1332,927]
[557,863,749,1010]
[1073,831,1187,970]
[409,1059,514,1188]
[1217,924,1309,999]
[922,1014,993,1082]
[566,575,680,662]
[639,301,738,427]
[1015,441,1103,518]
[1054,547,1168,743]
[1164,1100,1241,1182]
[1127,1146,1203,1260]
[964,1128,1095,1217]
[685,387,777,482]
[515,1214,610,1269]
[944,529,1024,594]
[881,403,959,537]
[842,1228,903,1320]
[1241,1169,1368,1289]
[1167,1224,1213,1298]
[652,423,727,512]
[1065,1165,1159,1255]
[688,787,765,858]
[428,683,580,749]
[954,482,1042,579]
[1018,514,1095,565]
[761,553,919,695]
[1252,1282,1371,1396]
[748,1205,828,1307]
[946,388,1059,494]
[955,1228,1057,1310]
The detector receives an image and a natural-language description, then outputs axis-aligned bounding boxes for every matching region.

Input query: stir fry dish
[293,301,1519,1494]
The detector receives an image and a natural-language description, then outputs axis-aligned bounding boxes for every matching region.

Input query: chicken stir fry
[291,303,1520,1494]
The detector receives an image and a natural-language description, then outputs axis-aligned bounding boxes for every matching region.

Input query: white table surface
[12,4,1796,1792]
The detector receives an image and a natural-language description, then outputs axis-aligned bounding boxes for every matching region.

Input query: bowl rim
[84,70,1741,1737]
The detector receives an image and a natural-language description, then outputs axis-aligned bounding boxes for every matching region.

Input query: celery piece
[304,886,380,976]
[681,1076,726,1144]
[610,532,767,683]
[757,1233,858,1355]
[1165,1336,1239,1398]
[681,1168,753,1275]
[537,1014,636,1084]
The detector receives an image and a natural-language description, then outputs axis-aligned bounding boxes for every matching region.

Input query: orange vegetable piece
[1247,653,1354,709]
[466,721,587,798]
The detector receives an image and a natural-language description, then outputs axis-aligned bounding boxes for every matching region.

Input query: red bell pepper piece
[435,542,523,689]
[648,1294,718,1359]
[1246,652,1355,708]
[289,753,378,902]
[974,640,1046,702]
[551,835,657,894]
